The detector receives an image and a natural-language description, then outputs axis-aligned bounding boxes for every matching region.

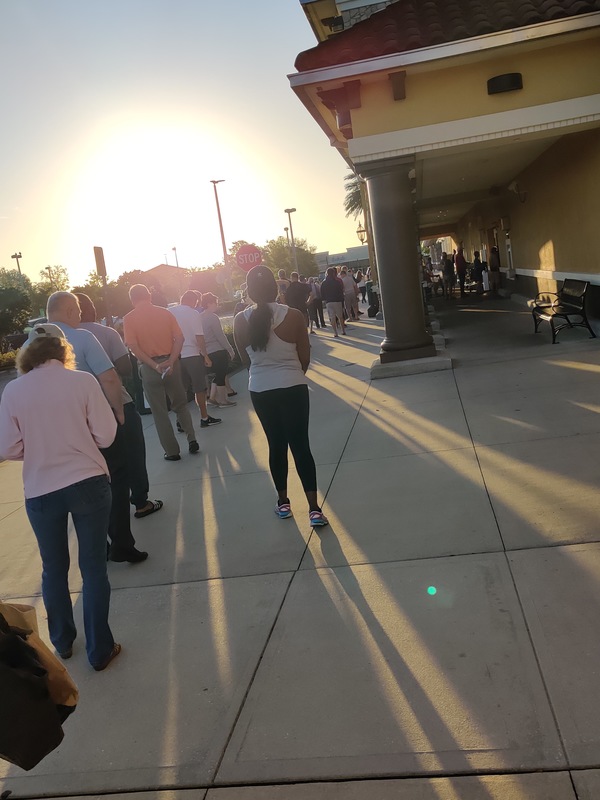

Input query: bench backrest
[559,279,588,306]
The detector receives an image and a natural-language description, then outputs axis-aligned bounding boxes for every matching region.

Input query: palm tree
[344,171,363,219]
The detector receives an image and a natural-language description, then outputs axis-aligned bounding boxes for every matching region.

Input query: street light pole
[11,252,22,278]
[210,180,229,269]
[284,208,298,272]
[172,246,179,267]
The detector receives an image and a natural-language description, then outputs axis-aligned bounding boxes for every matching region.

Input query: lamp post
[356,221,367,244]
[284,208,298,272]
[211,180,229,269]
[172,246,179,267]
[11,252,22,278]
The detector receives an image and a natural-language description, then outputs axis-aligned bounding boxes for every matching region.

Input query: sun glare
[57,121,277,282]
[39,106,358,287]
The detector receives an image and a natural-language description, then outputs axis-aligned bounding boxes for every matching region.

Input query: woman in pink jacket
[0,324,121,671]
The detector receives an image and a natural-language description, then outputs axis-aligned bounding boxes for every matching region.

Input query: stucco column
[360,158,435,363]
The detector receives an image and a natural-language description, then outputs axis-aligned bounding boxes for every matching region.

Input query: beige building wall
[508,128,600,276]
[350,34,600,138]
[454,128,600,291]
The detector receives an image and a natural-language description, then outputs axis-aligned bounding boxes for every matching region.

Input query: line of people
[275,267,367,337]
[0,285,237,671]
[0,268,335,674]
[439,246,501,298]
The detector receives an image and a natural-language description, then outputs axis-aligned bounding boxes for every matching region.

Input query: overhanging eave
[289,11,600,88]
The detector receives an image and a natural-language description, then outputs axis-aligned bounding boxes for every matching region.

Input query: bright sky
[0,1,360,287]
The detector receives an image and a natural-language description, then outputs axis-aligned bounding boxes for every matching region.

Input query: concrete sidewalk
[2,296,600,799]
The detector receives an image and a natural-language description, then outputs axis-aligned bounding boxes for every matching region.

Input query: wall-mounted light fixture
[488,73,523,95]
[322,15,344,33]
[508,181,527,203]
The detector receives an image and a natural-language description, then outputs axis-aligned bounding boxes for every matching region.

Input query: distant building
[142,264,189,302]
[315,245,369,276]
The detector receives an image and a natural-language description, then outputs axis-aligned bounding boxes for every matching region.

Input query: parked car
[26,316,48,329]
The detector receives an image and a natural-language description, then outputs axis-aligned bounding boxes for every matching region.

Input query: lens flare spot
[427,586,437,596]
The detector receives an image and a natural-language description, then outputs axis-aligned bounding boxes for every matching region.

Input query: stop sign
[236,245,263,272]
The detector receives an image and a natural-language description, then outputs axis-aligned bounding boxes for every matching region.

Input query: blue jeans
[25,475,115,668]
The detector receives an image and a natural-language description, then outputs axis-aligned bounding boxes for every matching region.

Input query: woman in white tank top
[233,266,328,528]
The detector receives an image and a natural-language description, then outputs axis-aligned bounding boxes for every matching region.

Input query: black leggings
[250,384,317,494]
[209,349,229,386]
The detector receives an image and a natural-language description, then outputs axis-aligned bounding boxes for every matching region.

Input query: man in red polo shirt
[124,284,199,461]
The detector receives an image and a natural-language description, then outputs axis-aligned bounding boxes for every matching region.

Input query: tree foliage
[262,236,318,277]
[27,265,71,316]
[116,270,148,287]
[344,171,363,219]
[0,265,71,319]
[0,268,33,293]
[39,265,70,291]
[71,278,135,319]
[0,288,31,338]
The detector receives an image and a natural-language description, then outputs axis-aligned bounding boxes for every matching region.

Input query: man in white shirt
[169,291,221,428]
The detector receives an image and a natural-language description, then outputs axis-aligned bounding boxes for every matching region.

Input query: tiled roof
[295,0,600,71]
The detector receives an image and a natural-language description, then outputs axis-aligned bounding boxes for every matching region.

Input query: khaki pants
[344,291,359,319]
[139,360,196,457]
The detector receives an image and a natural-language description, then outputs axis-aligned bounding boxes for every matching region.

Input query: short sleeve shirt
[341,274,356,294]
[79,322,128,364]
[168,304,204,359]
[285,282,311,312]
[54,322,114,376]
[78,321,133,404]
[123,303,183,358]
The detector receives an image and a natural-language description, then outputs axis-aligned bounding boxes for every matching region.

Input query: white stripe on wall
[514,268,600,284]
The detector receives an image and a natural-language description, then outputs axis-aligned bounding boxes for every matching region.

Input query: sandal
[93,643,122,672]
[227,391,238,397]
[134,499,164,518]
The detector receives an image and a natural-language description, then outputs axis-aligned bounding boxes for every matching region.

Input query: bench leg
[533,311,541,333]
[583,317,596,339]
[550,318,558,344]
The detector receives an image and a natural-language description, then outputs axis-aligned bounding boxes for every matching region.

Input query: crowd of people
[268,266,370,337]
[423,246,502,299]
[0,264,370,671]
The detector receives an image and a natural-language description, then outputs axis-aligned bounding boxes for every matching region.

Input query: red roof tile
[295,0,600,71]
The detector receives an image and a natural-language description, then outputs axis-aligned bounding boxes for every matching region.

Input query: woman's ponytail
[245,265,279,351]
[248,302,273,351]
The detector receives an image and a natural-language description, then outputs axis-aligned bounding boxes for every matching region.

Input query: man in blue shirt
[47,292,147,563]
